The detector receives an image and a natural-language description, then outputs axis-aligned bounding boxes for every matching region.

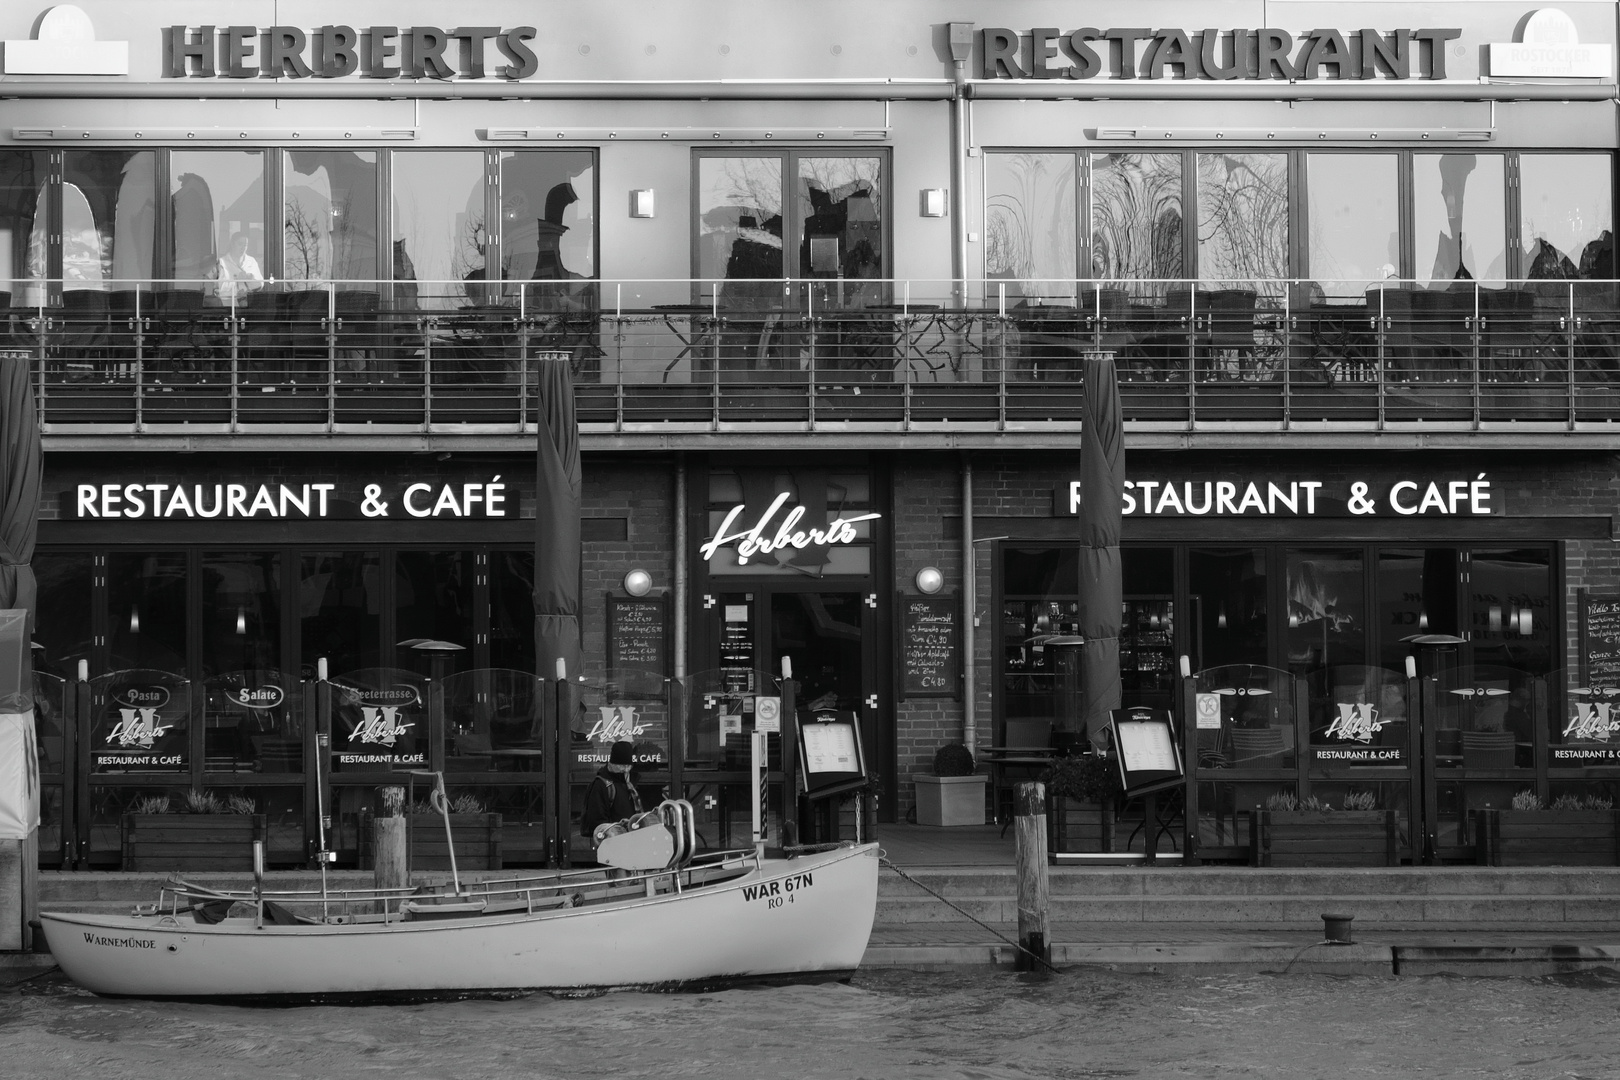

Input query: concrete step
[874,893,1620,926]
[878,866,1620,899]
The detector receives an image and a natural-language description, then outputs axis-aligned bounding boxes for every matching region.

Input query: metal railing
[6,277,1618,433]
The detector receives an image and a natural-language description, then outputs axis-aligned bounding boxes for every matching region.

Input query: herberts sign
[164,25,539,80]
[1056,475,1497,518]
[981,26,1462,81]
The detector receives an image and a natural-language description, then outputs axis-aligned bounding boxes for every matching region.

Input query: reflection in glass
[797,156,884,305]
[32,551,93,680]
[1286,549,1365,671]
[1196,153,1288,284]
[299,551,382,679]
[0,150,48,305]
[697,156,783,304]
[56,151,156,292]
[1376,548,1459,672]
[986,153,1075,299]
[170,151,264,294]
[393,151,486,310]
[282,150,378,281]
[202,551,281,678]
[1189,549,1267,669]
[499,151,595,287]
[108,552,188,673]
[1306,154,1398,296]
[395,551,474,676]
[1092,153,1182,284]
[490,550,535,674]
[1520,154,1613,279]
[1468,548,1551,673]
[1414,154,1506,285]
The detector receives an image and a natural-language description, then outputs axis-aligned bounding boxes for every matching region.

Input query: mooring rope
[879,856,1062,975]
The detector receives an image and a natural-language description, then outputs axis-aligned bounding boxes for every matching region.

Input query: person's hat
[609,741,634,766]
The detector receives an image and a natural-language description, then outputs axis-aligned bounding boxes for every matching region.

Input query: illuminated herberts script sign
[981,26,1461,81]
[1056,475,1496,518]
[700,492,879,565]
[71,478,512,520]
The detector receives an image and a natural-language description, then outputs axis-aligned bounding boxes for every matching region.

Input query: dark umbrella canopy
[1076,350,1124,750]
[534,356,581,681]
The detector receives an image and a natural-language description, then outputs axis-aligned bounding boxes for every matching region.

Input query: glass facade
[985,149,1614,285]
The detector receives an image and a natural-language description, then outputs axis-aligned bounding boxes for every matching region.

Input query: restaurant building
[4,1,1619,868]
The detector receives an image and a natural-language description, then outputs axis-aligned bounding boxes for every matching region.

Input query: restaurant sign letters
[163,25,540,80]
[1056,475,1496,518]
[70,478,513,520]
[982,26,1461,81]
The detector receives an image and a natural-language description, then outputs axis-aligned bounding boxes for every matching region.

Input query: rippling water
[4,967,1620,1079]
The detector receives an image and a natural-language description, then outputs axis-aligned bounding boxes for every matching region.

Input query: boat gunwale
[41,842,880,939]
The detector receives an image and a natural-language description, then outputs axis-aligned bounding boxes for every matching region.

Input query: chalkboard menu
[899,594,958,700]
[607,595,668,678]
[1581,590,1620,689]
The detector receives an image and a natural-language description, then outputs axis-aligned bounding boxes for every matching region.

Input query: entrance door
[705,587,883,831]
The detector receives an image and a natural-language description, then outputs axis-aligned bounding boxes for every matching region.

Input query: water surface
[3,967,1618,1079]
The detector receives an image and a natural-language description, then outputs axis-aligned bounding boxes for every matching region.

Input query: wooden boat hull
[42,843,879,999]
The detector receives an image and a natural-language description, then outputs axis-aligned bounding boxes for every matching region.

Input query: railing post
[1470,283,1481,430]
[996,284,1007,431]
[1375,289,1387,431]
[1281,286,1292,427]
[1567,282,1577,430]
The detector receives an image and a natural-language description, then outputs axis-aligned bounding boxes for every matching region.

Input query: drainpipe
[947,22,975,308]
[961,451,975,755]
[673,453,687,678]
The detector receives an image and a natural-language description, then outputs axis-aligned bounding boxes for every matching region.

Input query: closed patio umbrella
[534,354,581,680]
[1076,350,1124,751]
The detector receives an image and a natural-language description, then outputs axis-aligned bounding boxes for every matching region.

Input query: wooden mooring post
[1014,781,1051,972]
[374,786,409,913]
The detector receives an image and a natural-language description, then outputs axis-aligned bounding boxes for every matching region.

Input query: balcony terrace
[10,278,1620,451]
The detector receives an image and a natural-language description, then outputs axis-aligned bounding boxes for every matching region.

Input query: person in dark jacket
[581,741,644,849]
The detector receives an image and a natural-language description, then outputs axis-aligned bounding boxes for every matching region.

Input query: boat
[41,782,880,1000]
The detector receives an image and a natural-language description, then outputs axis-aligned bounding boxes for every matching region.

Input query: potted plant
[122,790,266,871]
[914,744,987,827]
[1251,790,1398,867]
[1042,753,1120,854]
[1477,791,1620,867]
[361,792,504,871]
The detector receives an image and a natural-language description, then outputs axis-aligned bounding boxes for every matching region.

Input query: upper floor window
[695,149,889,308]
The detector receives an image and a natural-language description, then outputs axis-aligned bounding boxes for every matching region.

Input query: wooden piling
[1014,781,1050,972]
[374,786,409,911]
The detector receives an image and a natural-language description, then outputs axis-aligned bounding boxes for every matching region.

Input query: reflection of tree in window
[283,152,378,282]
[698,157,783,290]
[1520,154,1613,280]
[986,153,1075,298]
[1093,154,1182,287]
[1197,154,1288,284]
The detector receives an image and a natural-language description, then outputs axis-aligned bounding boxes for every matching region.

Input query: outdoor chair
[1228,726,1289,767]
[981,718,1054,832]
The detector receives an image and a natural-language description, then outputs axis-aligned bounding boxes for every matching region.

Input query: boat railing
[145,845,764,926]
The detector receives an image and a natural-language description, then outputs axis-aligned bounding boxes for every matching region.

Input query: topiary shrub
[932,743,976,777]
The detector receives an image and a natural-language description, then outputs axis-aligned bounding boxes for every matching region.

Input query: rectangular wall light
[629,189,655,218]
[920,188,947,217]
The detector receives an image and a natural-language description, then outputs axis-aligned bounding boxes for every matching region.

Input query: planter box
[359,812,504,872]
[1476,810,1620,867]
[121,813,266,871]
[1251,810,1398,867]
[915,775,987,827]
[1047,797,1116,854]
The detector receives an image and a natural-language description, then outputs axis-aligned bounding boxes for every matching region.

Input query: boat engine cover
[596,824,677,871]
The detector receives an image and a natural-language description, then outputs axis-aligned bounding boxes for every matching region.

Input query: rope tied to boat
[879,856,1062,975]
